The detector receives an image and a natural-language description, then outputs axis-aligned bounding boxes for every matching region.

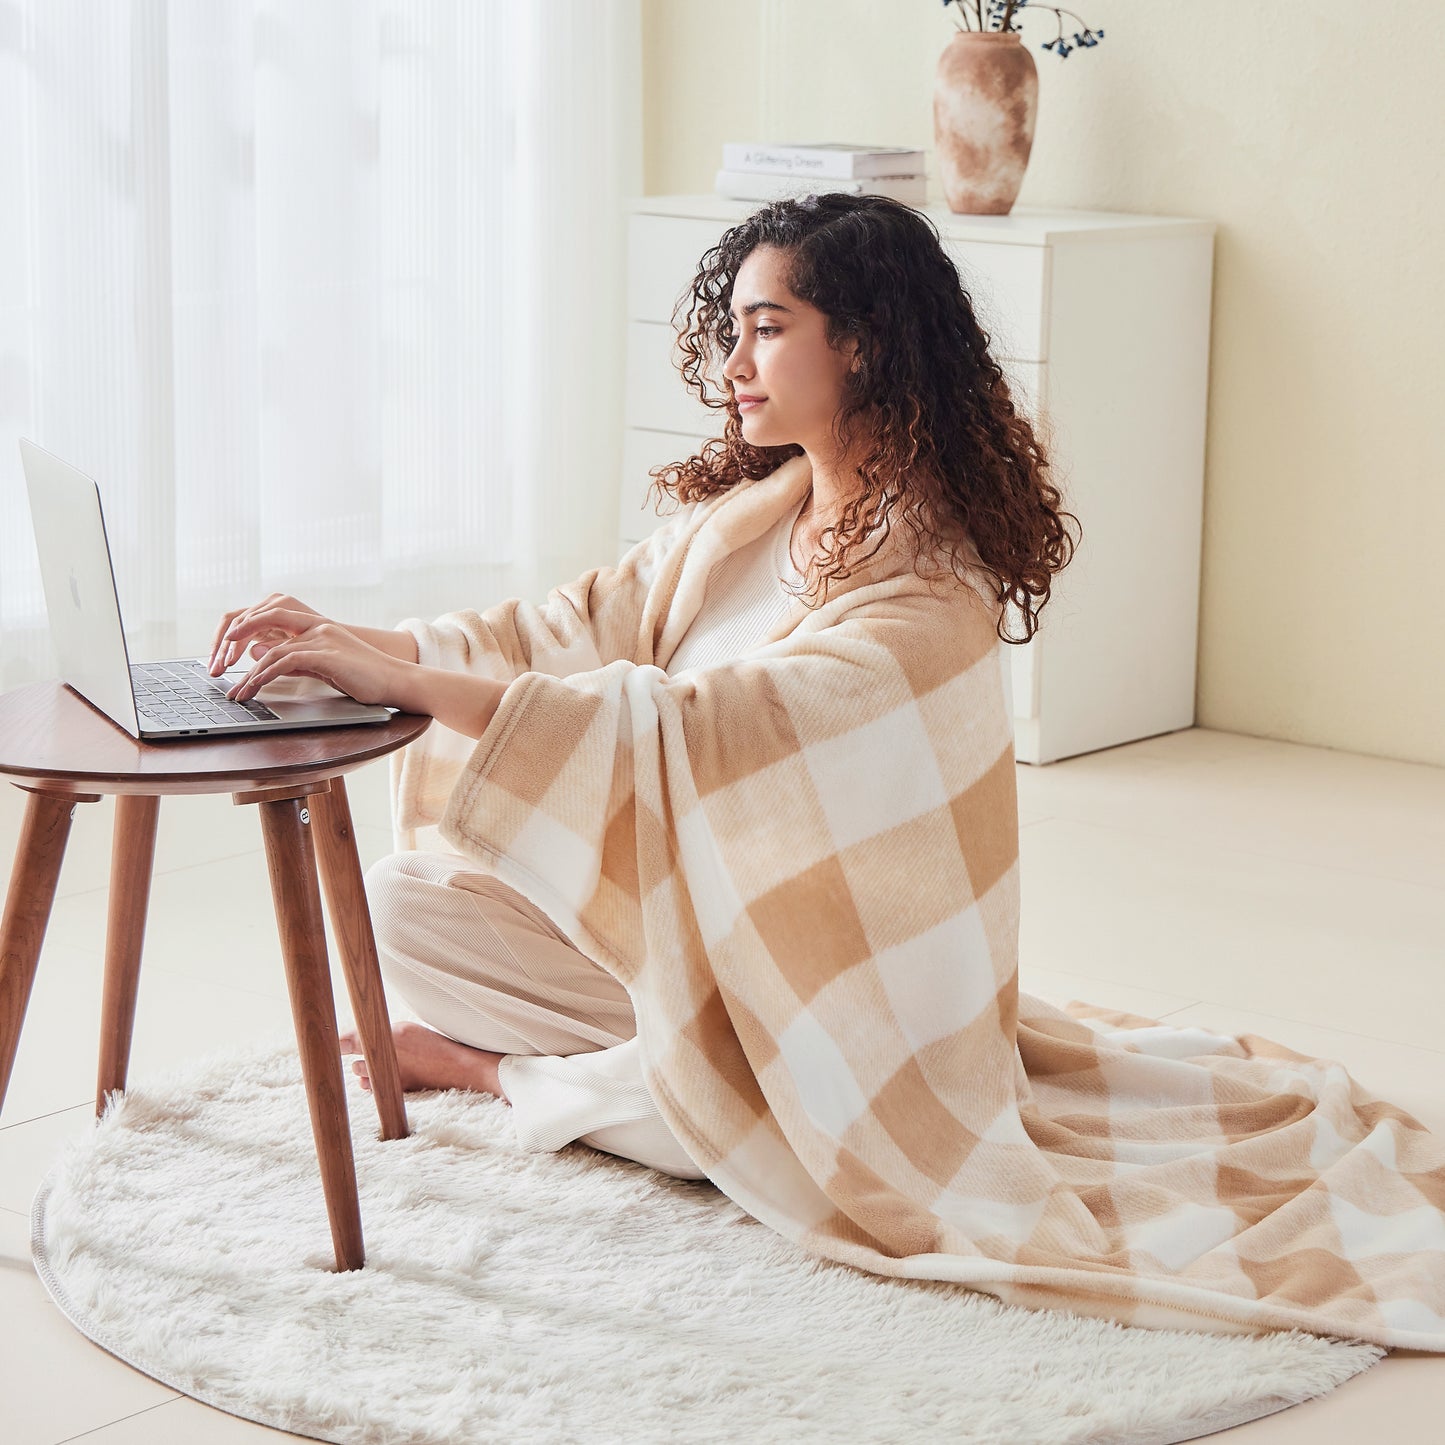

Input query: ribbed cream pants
[364,850,707,1181]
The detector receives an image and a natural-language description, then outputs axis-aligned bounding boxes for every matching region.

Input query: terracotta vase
[933,31,1038,215]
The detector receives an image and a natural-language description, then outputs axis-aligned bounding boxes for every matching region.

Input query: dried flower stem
[1042,6,1093,32]
[946,1,1101,39]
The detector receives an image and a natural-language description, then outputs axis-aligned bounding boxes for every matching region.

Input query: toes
[338,1030,361,1055]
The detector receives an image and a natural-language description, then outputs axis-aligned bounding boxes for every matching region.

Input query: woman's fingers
[215,607,328,674]
[212,594,284,655]
[226,625,349,700]
[210,601,279,674]
[222,625,286,672]
[225,623,395,707]
[225,643,317,700]
[209,595,320,674]
[207,608,249,672]
[215,628,259,675]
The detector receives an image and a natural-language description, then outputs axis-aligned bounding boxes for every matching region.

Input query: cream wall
[641,0,1445,768]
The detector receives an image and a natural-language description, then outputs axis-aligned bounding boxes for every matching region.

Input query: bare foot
[338,1022,509,1102]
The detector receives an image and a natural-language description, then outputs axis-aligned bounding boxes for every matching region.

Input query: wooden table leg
[0,788,96,1117]
[310,780,408,1142]
[96,793,160,1115]
[254,794,364,1272]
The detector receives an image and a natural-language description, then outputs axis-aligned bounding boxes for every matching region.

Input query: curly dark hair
[647,193,1080,644]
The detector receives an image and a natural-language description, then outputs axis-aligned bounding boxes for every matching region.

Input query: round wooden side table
[0,681,433,1271]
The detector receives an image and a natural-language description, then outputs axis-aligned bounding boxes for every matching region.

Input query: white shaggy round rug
[32,1040,1382,1445]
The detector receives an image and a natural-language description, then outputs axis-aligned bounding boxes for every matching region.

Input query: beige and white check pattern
[393,455,1445,1349]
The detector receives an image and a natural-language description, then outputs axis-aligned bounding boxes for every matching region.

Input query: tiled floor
[1,727,1443,1443]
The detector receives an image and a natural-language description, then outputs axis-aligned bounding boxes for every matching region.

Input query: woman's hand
[208,594,327,675]
[224,621,404,707]
[226,623,509,736]
[209,594,497,729]
[210,595,421,676]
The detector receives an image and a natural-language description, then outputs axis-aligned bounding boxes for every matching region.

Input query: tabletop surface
[0,682,432,796]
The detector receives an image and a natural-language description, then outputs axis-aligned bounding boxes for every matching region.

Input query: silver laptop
[20,439,394,740]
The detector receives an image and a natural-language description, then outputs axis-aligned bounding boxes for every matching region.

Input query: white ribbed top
[666,496,809,673]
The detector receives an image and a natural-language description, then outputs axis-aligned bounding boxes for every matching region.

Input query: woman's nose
[723,343,750,382]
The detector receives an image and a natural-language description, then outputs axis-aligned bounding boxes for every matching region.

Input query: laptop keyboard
[131,661,280,728]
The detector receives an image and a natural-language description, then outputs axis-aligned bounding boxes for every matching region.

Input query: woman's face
[720,246,858,460]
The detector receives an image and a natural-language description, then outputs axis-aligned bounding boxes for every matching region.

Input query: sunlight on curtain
[0,0,641,687]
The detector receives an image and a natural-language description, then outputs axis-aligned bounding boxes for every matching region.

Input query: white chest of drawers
[620,194,1216,764]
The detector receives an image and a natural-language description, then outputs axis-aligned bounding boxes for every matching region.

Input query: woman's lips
[737,396,766,411]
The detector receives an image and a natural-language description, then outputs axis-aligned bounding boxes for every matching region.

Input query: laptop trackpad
[252,674,392,721]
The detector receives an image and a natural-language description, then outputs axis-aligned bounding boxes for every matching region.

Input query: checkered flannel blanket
[392,455,1445,1349]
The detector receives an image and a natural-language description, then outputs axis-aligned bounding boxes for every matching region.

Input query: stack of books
[715,143,927,206]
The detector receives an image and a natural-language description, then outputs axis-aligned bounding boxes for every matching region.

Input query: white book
[722,142,926,180]
[714,169,928,207]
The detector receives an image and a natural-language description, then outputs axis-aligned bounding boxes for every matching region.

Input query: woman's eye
[721,323,778,349]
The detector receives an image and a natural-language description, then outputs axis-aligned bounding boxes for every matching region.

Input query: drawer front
[626,320,724,435]
[628,214,731,325]
[940,240,1048,363]
[620,426,711,544]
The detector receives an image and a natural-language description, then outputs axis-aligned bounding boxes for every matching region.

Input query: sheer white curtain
[0,0,641,689]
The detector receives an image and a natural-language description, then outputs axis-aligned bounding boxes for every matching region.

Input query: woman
[211,195,1445,1350]
[211,194,1074,1180]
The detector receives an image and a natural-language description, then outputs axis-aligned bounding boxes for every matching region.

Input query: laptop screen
[19,439,143,737]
